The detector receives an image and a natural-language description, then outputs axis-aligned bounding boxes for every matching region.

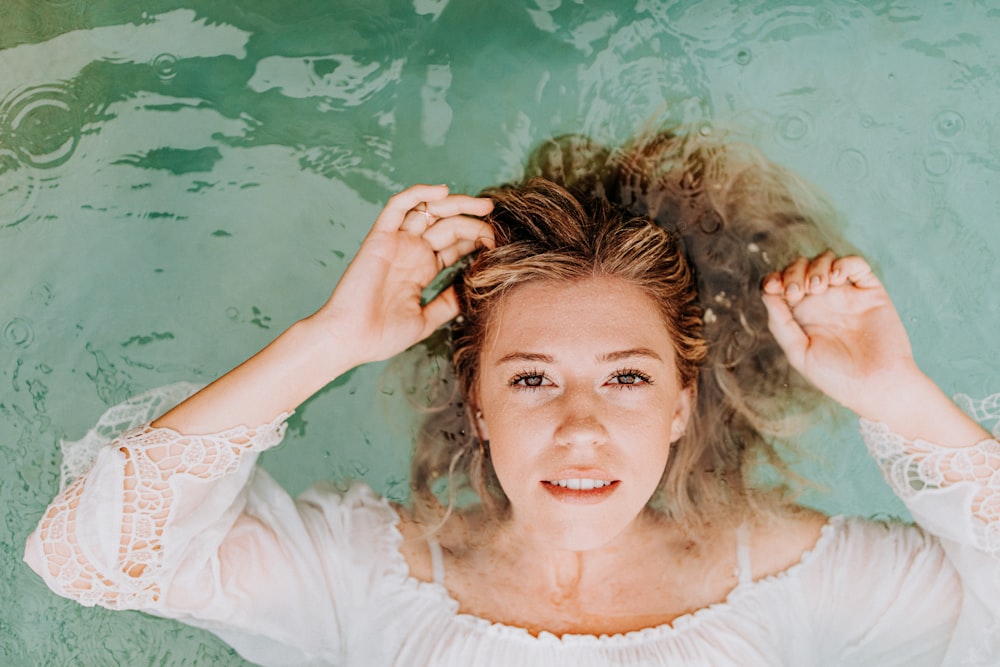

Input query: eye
[510,371,552,390]
[607,369,653,389]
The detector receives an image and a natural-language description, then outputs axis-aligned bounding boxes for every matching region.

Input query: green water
[2,1,999,664]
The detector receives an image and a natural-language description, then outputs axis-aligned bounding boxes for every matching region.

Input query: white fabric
[22,384,1000,666]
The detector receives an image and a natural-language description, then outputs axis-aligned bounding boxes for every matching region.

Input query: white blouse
[23,384,1000,666]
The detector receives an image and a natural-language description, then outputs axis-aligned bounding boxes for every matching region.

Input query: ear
[473,404,490,442]
[669,387,694,443]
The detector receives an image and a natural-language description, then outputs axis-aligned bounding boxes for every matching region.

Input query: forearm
[851,367,991,448]
[153,317,361,434]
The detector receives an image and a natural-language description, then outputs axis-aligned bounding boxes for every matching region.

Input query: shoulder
[757,507,950,583]
[750,506,945,564]
[394,504,489,584]
[748,505,831,580]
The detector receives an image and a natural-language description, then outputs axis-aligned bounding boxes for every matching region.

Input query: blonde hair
[403,128,852,527]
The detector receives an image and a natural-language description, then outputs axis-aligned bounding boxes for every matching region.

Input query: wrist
[849,368,990,448]
[285,316,369,384]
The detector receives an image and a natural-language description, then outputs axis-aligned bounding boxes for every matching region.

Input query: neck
[488,507,682,599]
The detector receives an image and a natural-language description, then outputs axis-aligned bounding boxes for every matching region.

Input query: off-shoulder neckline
[375,491,845,646]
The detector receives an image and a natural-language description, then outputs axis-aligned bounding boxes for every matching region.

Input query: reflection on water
[2,1,999,664]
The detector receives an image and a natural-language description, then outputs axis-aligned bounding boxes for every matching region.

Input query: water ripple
[923,145,954,177]
[150,53,179,81]
[933,110,965,139]
[3,318,35,349]
[0,84,82,169]
[777,110,812,145]
[836,149,869,183]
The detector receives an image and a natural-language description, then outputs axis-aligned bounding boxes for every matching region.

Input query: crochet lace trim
[36,383,289,609]
[861,393,1000,557]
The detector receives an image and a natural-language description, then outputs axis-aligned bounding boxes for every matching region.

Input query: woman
[24,131,1000,665]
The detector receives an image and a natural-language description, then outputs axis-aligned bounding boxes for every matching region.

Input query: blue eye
[510,371,550,389]
[608,369,652,388]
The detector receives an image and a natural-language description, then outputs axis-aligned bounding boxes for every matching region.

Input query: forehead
[481,276,675,361]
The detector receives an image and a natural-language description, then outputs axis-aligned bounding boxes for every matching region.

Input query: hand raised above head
[312,184,495,365]
[760,252,920,415]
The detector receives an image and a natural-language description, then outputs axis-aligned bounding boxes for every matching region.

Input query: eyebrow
[494,348,664,366]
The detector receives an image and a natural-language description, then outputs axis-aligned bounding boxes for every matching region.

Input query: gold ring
[415,201,436,223]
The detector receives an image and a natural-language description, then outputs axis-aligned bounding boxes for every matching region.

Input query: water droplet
[0,84,82,169]
[835,149,868,182]
[3,318,35,348]
[860,114,876,129]
[225,307,240,321]
[816,9,834,27]
[735,48,752,66]
[888,73,895,81]
[933,110,965,139]
[151,53,179,81]
[923,146,953,177]
[778,112,810,142]
[698,123,712,136]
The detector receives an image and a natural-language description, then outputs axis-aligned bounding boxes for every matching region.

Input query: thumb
[420,286,461,339]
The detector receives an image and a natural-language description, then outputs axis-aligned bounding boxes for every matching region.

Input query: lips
[541,478,620,504]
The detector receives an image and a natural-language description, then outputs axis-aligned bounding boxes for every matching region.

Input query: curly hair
[402,128,853,527]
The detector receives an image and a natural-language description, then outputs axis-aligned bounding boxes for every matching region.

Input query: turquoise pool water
[3,1,999,664]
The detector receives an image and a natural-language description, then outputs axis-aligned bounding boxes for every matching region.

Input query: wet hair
[403,128,852,527]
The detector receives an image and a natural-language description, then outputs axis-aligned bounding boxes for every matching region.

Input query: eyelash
[510,369,549,390]
[607,368,653,390]
[508,368,653,391]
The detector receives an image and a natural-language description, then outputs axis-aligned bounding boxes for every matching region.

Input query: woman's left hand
[761,252,921,416]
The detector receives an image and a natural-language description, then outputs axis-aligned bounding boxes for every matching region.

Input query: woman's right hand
[152,185,492,434]
[310,184,495,364]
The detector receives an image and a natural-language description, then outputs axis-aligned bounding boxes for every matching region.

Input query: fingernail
[786,283,801,298]
[810,276,821,288]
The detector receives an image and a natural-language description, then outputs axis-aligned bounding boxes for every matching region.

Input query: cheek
[481,414,536,483]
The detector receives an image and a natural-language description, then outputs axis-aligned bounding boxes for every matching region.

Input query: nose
[552,386,608,449]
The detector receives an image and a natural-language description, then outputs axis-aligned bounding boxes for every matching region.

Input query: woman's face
[475,276,693,551]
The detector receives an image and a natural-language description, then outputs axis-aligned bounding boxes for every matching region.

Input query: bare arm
[26,184,494,609]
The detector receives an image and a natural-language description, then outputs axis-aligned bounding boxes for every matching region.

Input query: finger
[399,204,438,234]
[762,293,807,371]
[805,251,836,295]
[435,238,482,268]
[830,255,881,289]
[762,271,783,295]
[422,215,496,252]
[780,257,809,306]
[421,286,460,336]
[422,195,494,220]
[372,184,450,232]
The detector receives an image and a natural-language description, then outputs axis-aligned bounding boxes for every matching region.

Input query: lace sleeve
[861,393,1000,557]
[25,384,291,610]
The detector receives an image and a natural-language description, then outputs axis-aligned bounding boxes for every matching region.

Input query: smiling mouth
[541,479,620,503]
[544,478,615,490]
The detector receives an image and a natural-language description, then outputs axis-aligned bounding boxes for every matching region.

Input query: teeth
[550,479,612,490]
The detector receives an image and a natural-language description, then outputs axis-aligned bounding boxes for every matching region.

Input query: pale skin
[153,184,991,637]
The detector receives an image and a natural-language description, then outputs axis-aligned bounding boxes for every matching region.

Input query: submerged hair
[402,128,852,527]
